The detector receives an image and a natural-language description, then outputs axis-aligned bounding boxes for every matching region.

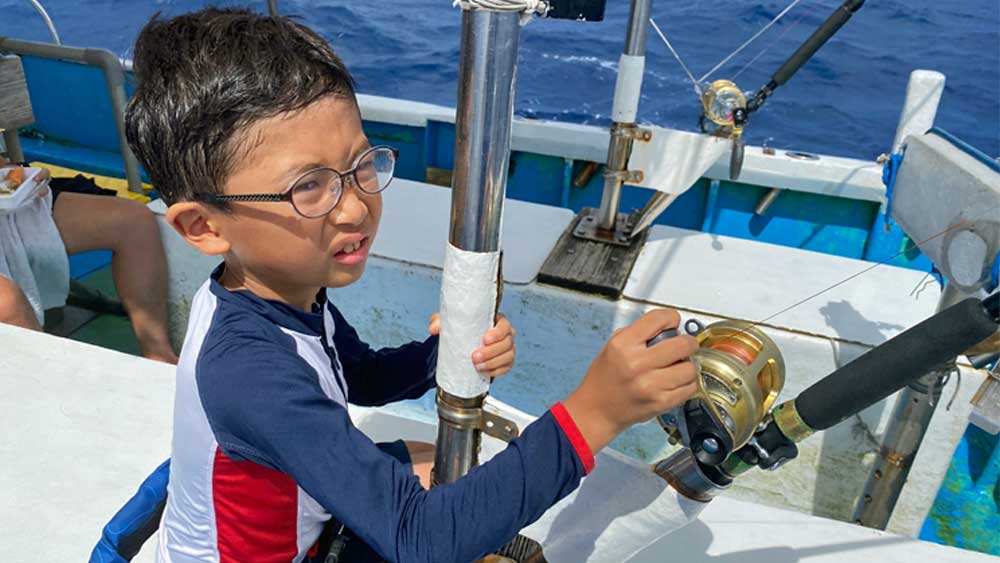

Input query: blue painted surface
[920,425,1000,555]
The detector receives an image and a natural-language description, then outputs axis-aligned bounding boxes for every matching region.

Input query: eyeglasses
[206,145,398,218]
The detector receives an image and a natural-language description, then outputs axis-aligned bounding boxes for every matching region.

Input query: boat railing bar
[26,0,61,46]
[0,37,144,195]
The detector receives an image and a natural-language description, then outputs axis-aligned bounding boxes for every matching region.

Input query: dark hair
[125,8,356,206]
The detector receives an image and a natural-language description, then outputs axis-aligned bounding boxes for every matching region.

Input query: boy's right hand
[563,309,700,455]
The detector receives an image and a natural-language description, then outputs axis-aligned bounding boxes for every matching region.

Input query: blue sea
[2,0,997,160]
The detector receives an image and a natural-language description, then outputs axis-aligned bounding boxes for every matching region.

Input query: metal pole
[433,8,520,485]
[853,283,981,529]
[595,0,651,231]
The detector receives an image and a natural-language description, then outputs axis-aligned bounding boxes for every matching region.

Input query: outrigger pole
[433,5,522,485]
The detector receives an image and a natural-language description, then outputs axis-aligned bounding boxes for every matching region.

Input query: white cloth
[628,127,730,194]
[0,184,70,324]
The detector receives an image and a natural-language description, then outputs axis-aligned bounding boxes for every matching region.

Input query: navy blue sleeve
[327,304,438,407]
[198,334,589,563]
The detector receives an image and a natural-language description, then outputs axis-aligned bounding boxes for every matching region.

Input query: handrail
[0,37,144,194]
[27,0,61,45]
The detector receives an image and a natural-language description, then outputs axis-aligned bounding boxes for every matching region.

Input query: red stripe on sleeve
[212,448,299,563]
[550,402,595,474]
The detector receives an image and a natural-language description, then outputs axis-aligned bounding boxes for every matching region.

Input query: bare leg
[405,441,436,489]
[0,275,41,331]
[53,192,178,364]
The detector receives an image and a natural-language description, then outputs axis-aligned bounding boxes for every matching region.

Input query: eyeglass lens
[290,147,396,218]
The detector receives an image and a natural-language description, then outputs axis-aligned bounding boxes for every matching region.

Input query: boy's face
[212,95,381,296]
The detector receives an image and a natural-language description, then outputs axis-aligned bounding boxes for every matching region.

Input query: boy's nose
[330,183,369,227]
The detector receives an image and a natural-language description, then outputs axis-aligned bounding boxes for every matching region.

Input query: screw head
[701,437,720,454]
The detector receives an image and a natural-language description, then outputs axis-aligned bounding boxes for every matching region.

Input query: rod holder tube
[448,10,520,252]
[852,367,947,529]
[434,9,521,485]
[596,0,652,231]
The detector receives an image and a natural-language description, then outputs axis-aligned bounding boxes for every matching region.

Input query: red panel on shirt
[550,402,595,474]
[212,448,299,562]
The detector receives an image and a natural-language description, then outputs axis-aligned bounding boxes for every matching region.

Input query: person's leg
[0,275,41,331]
[52,192,178,363]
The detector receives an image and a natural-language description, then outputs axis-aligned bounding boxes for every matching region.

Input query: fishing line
[648,17,703,95]
[697,0,804,84]
[741,215,992,333]
[731,7,813,81]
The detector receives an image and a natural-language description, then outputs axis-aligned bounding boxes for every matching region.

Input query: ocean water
[1,0,997,160]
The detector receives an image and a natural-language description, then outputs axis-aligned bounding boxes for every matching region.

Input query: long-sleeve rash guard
[156,267,594,563]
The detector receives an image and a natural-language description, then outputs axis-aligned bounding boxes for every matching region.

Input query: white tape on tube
[437,243,500,398]
[611,54,645,123]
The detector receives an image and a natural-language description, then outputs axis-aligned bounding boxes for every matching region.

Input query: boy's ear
[166,202,231,256]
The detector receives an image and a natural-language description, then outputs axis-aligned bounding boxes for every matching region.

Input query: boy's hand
[428,313,517,377]
[563,309,699,454]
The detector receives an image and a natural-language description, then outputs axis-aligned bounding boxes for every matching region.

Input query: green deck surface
[62,266,142,356]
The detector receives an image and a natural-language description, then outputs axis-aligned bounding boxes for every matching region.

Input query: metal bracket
[573,207,635,246]
[603,169,644,184]
[479,408,520,442]
[611,123,653,142]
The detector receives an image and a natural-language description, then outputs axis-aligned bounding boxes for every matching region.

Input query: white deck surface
[2,323,992,562]
[372,179,574,285]
[625,224,943,346]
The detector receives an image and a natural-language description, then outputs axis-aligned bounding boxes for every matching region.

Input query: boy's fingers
[624,309,681,343]
[475,349,515,372]
[650,360,699,392]
[485,315,513,344]
[643,334,698,370]
[472,334,513,363]
[656,379,700,412]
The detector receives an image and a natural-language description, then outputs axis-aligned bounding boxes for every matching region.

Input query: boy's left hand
[428,313,517,377]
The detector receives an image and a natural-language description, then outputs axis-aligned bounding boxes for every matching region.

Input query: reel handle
[795,294,1000,431]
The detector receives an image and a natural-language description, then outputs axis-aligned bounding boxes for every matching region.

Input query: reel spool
[659,320,785,466]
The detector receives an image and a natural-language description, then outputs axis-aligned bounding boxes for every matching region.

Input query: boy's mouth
[333,235,369,265]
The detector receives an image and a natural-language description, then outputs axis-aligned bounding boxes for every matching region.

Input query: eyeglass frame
[201,145,399,218]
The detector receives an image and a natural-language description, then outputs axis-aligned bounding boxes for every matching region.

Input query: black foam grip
[771,0,864,86]
[795,296,998,431]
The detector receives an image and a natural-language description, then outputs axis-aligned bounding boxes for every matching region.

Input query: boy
[126,8,699,563]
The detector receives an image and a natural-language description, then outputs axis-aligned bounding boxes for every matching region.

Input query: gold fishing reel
[699,80,750,181]
[700,79,748,136]
[658,320,785,466]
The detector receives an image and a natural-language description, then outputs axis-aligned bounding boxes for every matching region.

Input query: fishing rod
[654,291,1000,500]
[698,0,866,180]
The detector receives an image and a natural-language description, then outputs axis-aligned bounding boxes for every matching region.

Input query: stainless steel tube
[853,283,980,529]
[596,0,652,230]
[435,9,520,486]
[623,0,651,57]
[448,10,520,253]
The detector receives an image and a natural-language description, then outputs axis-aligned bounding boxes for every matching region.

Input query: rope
[453,0,548,18]
[27,0,60,45]
[648,17,702,96]
[698,0,803,83]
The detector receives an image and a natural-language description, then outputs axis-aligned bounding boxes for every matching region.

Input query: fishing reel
[658,319,785,466]
[698,80,750,181]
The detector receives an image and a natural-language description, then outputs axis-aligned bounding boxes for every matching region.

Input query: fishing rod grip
[770,0,864,87]
[794,293,999,432]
